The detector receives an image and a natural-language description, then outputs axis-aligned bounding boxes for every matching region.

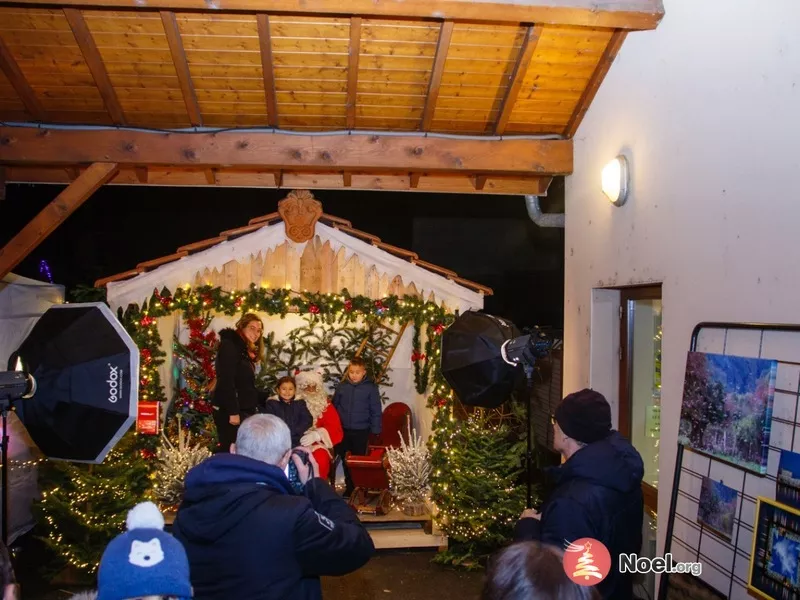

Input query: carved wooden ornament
[278,190,323,243]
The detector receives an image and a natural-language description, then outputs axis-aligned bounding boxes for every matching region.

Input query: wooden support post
[135,166,148,183]
[204,168,217,185]
[274,171,283,188]
[474,175,487,191]
[409,173,420,188]
[65,167,80,180]
[256,14,279,128]
[343,172,352,187]
[0,162,118,279]
[421,21,454,131]
[346,17,362,129]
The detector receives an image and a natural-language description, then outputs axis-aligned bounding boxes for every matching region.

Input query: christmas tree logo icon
[563,537,612,587]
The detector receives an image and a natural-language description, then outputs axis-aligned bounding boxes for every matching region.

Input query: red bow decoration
[431,323,445,335]
[411,352,427,362]
[309,304,320,314]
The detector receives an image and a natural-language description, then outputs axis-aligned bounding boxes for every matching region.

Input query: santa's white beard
[301,391,328,421]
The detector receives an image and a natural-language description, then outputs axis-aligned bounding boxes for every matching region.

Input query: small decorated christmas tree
[386,423,432,514]
[154,416,212,510]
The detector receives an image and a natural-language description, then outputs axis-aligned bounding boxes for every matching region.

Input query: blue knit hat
[97,502,192,600]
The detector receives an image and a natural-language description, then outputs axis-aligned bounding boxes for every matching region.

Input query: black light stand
[501,332,550,509]
[0,369,36,547]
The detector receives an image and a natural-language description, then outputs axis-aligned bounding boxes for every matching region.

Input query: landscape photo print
[679,352,777,475]
[697,476,738,540]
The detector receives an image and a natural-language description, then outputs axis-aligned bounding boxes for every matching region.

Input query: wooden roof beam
[0,128,573,176]
[160,11,202,127]
[64,8,126,125]
[493,25,542,135]
[0,36,46,121]
[256,14,278,128]
[6,0,664,30]
[0,162,118,280]
[4,166,553,195]
[421,20,453,131]
[563,30,628,138]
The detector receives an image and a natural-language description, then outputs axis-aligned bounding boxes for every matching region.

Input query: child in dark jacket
[262,376,314,448]
[332,357,382,496]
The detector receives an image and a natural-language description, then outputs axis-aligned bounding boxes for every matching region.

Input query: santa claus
[296,370,344,481]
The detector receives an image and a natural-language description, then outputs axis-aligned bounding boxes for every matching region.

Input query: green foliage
[34,433,155,578]
[67,285,107,304]
[431,409,530,569]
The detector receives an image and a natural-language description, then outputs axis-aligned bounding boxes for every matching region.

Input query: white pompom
[126,501,165,531]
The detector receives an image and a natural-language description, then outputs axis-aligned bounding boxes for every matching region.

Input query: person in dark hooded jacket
[514,389,644,600]
[172,413,374,600]
[212,314,266,453]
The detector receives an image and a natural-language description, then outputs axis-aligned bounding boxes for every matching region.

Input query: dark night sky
[0,179,565,328]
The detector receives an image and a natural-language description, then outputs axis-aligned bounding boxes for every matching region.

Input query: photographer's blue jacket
[172,453,374,600]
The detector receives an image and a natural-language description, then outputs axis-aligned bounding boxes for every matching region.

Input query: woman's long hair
[482,542,600,600]
[235,313,265,362]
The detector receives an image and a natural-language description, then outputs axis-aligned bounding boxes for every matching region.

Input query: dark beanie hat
[554,389,612,444]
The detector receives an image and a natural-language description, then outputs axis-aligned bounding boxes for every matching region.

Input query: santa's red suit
[296,371,343,481]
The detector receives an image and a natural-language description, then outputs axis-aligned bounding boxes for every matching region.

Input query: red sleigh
[345,402,412,515]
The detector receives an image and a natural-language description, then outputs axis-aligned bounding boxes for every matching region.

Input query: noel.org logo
[563,538,612,586]
[562,537,703,586]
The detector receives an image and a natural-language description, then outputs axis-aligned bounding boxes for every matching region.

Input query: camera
[287,449,311,493]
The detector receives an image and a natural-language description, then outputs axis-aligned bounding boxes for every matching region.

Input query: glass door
[620,285,662,600]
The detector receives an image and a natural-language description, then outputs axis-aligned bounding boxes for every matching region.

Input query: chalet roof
[94,206,493,296]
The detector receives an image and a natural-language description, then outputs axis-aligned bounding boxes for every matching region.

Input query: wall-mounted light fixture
[601,155,629,207]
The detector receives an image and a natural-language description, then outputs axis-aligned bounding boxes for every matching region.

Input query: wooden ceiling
[0,0,664,195]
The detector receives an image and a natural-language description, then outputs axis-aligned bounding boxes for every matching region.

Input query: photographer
[173,414,375,600]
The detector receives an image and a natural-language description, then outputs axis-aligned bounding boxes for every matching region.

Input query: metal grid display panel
[659,323,800,600]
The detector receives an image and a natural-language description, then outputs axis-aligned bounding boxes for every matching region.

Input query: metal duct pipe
[524,195,565,228]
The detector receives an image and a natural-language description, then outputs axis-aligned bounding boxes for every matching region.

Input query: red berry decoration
[309,304,320,314]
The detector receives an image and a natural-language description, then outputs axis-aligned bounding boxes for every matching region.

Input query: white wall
[563,0,800,582]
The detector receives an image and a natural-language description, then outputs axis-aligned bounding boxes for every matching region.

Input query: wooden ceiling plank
[474,175,487,191]
[420,20,454,131]
[346,16,362,129]
[256,14,279,128]
[0,127,574,176]
[343,171,352,187]
[160,11,203,127]
[135,166,148,183]
[0,162,118,280]
[8,0,665,30]
[494,24,543,135]
[204,168,217,185]
[409,173,420,188]
[563,30,628,138]
[63,8,127,125]
[0,36,46,121]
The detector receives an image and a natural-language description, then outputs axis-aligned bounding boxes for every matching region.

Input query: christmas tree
[169,312,218,447]
[429,378,531,568]
[34,432,155,578]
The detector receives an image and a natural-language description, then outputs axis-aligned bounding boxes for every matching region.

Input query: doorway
[619,285,662,599]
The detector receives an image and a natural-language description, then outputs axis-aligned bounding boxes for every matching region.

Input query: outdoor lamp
[601,155,629,206]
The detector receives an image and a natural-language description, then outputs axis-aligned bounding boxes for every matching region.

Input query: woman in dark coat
[212,313,265,453]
